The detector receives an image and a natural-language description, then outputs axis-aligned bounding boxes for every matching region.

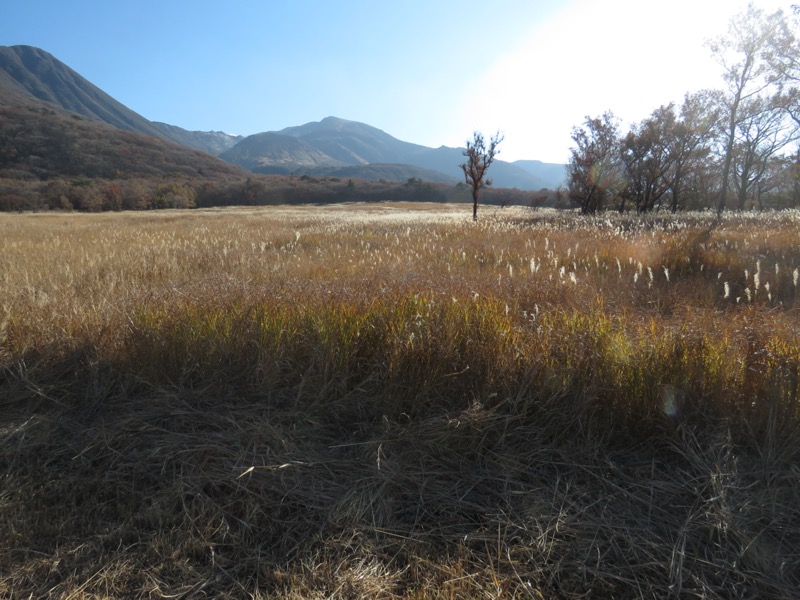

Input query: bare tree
[460,131,503,221]
[708,3,789,215]
[731,95,796,209]
[765,5,800,123]
[664,92,718,212]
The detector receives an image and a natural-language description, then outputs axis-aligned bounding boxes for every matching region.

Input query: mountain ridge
[151,122,243,156]
[0,45,169,139]
[0,45,566,190]
[224,116,564,189]
[0,45,245,157]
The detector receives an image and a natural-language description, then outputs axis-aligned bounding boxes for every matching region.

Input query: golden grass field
[2,203,800,598]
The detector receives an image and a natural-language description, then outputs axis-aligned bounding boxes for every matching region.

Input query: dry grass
[2,204,800,598]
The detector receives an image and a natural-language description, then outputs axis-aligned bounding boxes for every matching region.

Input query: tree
[764,5,800,123]
[731,95,796,209]
[753,153,795,208]
[567,112,622,214]
[708,3,790,215]
[620,106,674,212]
[241,177,265,205]
[154,182,196,209]
[460,131,503,221]
[664,93,718,212]
[622,94,718,213]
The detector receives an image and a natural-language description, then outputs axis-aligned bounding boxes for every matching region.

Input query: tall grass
[2,205,800,597]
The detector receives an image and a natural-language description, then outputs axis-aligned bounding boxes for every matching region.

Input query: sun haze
[1,0,789,163]
[458,0,789,162]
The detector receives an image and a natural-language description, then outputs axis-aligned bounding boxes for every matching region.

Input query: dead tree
[460,131,503,221]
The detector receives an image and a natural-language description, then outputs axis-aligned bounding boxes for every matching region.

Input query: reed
[1,205,799,598]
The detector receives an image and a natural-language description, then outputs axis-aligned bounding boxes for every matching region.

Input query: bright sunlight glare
[458,0,789,163]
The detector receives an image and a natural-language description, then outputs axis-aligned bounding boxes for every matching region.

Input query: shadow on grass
[2,350,800,598]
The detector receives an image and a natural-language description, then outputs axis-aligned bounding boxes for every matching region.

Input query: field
[2,203,800,598]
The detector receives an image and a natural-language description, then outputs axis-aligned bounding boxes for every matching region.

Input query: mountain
[400,145,553,190]
[277,116,431,165]
[216,123,458,182]
[219,132,347,173]
[0,45,250,186]
[223,117,566,190]
[513,160,567,189]
[152,122,243,156]
[0,45,567,191]
[0,45,243,156]
[0,45,170,139]
[0,98,249,183]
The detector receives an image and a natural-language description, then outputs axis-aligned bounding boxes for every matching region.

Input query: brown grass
[1,204,800,598]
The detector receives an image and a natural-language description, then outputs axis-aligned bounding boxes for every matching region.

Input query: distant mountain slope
[513,160,567,189]
[225,117,562,190]
[0,44,250,185]
[277,116,430,165]
[401,145,551,190]
[0,45,243,157]
[0,45,170,139]
[219,132,346,173]
[152,122,243,156]
[0,99,249,182]
[0,45,567,190]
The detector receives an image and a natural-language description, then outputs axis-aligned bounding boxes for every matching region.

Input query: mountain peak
[4,45,57,59]
[278,116,386,137]
[320,116,353,125]
[0,44,169,139]
[0,46,567,189]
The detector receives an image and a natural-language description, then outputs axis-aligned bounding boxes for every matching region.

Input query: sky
[1,0,791,163]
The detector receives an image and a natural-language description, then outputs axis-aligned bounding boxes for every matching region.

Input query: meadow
[1,203,800,598]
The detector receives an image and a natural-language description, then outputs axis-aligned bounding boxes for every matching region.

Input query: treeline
[0,169,553,213]
[193,177,551,210]
[568,5,800,214]
[0,177,201,212]
[196,175,453,207]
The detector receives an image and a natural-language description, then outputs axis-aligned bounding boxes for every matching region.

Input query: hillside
[0,45,169,139]
[0,45,243,156]
[0,96,468,211]
[277,116,430,164]
[0,44,567,210]
[0,89,520,211]
[152,122,243,156]
[219,132,346,173]
[0,99,248,182]
[0,46,566,190]
[223,117,565,190]
[0,44,259,210]
[514,160,567,188]
[0,58,257,212]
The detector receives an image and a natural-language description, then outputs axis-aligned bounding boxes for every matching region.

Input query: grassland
[1,203,800,598]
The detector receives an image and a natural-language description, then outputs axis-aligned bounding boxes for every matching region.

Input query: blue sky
[1,0,786,162]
